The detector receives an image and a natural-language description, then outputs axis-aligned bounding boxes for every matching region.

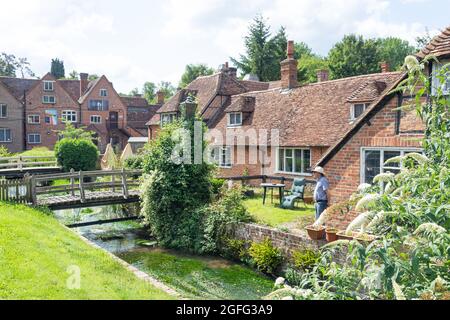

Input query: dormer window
[432,61,450,96]
[100,89,107,97]
[43,81,54,92]
[161,112,177,127]
[350,103,369,121]
[228,112,242,127]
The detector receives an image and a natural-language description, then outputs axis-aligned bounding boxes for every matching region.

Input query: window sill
[218,166,232,169]
[227,125,242,128]
[274,171,313,177]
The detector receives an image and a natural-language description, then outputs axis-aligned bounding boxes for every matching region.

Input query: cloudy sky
[0,0,447,93]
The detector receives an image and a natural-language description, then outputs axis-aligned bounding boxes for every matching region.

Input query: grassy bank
[0,203,172,300]
[119,248,274,300]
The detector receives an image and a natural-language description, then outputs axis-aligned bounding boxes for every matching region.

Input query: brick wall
[0,84,24,153]
[323,94,423,229]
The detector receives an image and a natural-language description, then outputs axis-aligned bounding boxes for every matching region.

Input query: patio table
[260,183,285,205]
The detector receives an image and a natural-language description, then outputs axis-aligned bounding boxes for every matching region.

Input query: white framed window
[28,133,41,144]
[350,103,369,121]
[0,104,7,118]
[431,61,450,96]
[276,148,311,175]
[90,115,101,124]
[88,99,109,111]
[228,112,243,127]
[43,81,54,92]
[0,128,12,142]
[100,89,107,97]
[161,112,177,126]
[28,115,40,124]
[361,147,423,184]
[61,110,77,123]
[42,95,56,104]
[211,146,232,168]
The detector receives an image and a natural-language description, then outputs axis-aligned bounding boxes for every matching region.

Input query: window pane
[365,150,381,184]
[236,113,241,124]
[353,104,365,118]
[278,149,284,171]
[384,151,401,168]
[286,157,293,172]
[303,149,311,173]
[285,149,292,157]
[0,130,4,141]
[294,149,302,173]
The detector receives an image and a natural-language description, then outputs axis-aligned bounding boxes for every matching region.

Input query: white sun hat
[312,166,325,175]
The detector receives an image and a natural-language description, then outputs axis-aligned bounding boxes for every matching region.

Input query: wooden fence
[0,178,31,204]
[0,156,57,171]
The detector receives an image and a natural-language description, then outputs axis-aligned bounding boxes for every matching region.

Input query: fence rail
[0,178,31,204]
[0,156,58,171]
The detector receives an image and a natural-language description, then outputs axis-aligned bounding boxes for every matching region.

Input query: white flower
[414,223,446,236]
[355,194,380,212]
[275,277,285,287]
[404,55,419,71]
[357,183,372,193]
[346,211,375,234]
[373,172,395,184]
[405,152,429,164]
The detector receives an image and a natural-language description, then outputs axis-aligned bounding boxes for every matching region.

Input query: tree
[51,58,65,79]
[377,37,415,71]
[297,54,329,84]
[157,81,175,100]
[0,53,34,78]
[415,27,432,51]
[55,138,99,172]
[143,82,157,103]
[179,64,214,88]
[231,15,281,81]
[328,34,380,79]
[56,122,96,141]
[129,88,140,96]
[68,70,79,80]
[88,74,99,81]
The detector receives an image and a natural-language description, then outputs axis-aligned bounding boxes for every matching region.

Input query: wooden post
[30,176,37,204]
[79,171,86,203]
[18,156,23,171]
[112,173,116,192]
[121,168,129,199]
[70,169,75,196]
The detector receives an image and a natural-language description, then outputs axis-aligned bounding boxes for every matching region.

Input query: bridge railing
[0,156,58,171]
[30,169,143,204]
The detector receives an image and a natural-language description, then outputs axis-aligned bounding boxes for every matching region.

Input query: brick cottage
[0,73,160,153]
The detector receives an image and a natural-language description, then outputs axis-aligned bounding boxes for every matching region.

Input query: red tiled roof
[0,76,38,101]
[213,72,402,147]
[347,80,387,102]
[224,96,255,113]
[59,79,82,102]
[417,26,450,59]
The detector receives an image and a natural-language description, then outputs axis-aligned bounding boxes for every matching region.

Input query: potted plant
[354,233,377,245]
[306,225,325,240]
[325,227,339,242]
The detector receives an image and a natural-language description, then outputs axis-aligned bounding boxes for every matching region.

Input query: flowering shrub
[248,238,283,274]
[267,56,450,300]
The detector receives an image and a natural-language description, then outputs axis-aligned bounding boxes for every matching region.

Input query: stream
[53,205,274,300]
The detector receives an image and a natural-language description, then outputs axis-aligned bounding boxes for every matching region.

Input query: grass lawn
[243,194,315,228]
[0,202,173,300]
[119,248,274,300]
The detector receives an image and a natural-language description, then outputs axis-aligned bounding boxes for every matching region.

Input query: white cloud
[0,0,444,92]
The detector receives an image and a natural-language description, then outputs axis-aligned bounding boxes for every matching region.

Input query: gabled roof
[78,76,104,103]
[224,96,255,113]
[59,80,82,102]
[316,72,408,166]
[417,26,450,59]
[0,76,38,101]
[213,71,402,147]
[347,80,387,102]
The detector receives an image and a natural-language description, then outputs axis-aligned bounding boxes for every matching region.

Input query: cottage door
[109,111,118,129]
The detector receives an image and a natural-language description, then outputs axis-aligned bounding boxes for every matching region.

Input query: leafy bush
[54,138,99,172]
[221,238,249,261]
[210,178,225,195]
[284,267,304,287]
[248,238,283,274]
[0,146,11,157]
[124,154,145,170]
[292,249,320,271]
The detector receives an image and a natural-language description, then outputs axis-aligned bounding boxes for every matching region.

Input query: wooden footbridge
[0,156,61,178]
[0,169,143,210]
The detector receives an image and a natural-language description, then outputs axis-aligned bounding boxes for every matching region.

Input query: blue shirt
[314,176,329,202]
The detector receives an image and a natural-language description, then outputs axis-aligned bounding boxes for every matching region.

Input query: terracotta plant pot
[325,228,339,242]
[336,230,354,241]
[306,225,325,240]
[354,234,377,245]
[303,196,313,205]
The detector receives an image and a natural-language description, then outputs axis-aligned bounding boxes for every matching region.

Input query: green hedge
[54,138,99,172]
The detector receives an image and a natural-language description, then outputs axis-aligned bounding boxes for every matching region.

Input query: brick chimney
[157,90,165,105]
[280,41,298,89]
[222,61,237,78]
[380,61,390,73]
[317,69,329,83]
[80,73,89,96]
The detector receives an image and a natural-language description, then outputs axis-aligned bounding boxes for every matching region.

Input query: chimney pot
[380,61,390,73]
[317,69,329,83]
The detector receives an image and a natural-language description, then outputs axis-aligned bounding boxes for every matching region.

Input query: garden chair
[280,178,306,209]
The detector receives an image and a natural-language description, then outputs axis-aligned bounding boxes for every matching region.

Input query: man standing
[312,166,329,220]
